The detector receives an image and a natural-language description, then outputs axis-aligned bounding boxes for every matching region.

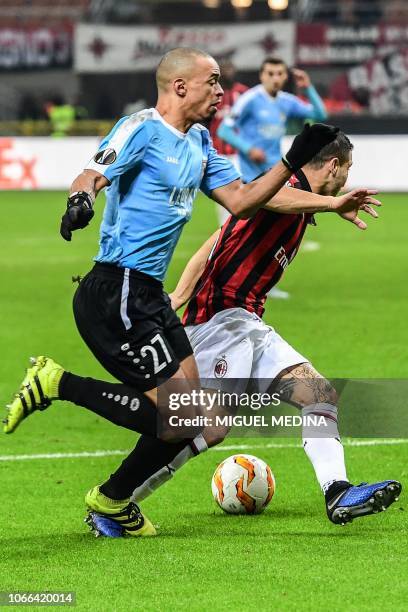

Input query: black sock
[59,372,158,436]
[100,435,197,500]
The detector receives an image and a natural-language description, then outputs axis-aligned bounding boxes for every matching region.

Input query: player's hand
[60,191,94,241]
[292,68,311,89]
[331,188,381,230]
[283,123,339,172]
[248,147,266,163]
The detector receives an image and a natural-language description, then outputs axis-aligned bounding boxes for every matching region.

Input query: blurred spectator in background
[209,58,248,226]
[45,95,75,138]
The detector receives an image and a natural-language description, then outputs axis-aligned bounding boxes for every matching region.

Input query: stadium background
[1,2,407,611]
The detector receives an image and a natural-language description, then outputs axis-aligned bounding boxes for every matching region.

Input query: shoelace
[125,502,143,525]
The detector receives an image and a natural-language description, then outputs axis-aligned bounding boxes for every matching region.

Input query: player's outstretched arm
[169,229,221,311]
[264,185,335,213]
[60,169,109,241]
[266,187,381,229]
[211,123,339,218]
[331,188,381,230]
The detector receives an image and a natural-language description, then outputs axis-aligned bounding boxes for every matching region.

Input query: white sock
[302,403,348,493]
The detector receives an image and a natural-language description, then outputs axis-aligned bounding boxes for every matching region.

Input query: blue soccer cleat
[84,512,125,538]
[327,480,402,525]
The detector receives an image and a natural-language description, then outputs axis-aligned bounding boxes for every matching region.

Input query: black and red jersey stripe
[183,170,315,326]
[209,82,248,155]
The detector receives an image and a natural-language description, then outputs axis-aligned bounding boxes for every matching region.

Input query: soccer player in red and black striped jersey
[169,131,401,524]
[183,169,312,326]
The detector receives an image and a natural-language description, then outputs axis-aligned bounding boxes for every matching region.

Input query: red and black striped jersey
[183,170,315,325]
[209,82,248,155]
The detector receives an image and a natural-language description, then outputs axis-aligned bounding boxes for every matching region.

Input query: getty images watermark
[167,389,328,429]
[157,379,408,438]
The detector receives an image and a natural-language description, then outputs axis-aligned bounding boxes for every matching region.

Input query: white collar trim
[152,108,187,138]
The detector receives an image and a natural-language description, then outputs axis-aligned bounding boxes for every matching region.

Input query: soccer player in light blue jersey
[218,57,328,184]
[5,48,350,537]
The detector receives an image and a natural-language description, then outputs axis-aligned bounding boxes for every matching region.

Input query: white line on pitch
[214,439,408,451]
[0,439,407,462]
[0,449,128,462]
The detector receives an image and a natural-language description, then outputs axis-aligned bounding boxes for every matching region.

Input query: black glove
[282,123,340,172]
[60,191,94,241]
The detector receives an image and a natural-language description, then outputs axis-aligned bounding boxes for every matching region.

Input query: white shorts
[185,307,308,393]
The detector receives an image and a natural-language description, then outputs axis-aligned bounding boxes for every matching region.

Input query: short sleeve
[200,145,240,197]
[85,115,150,181]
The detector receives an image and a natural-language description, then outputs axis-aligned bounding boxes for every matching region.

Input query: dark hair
[307,130,353,168]
[260,57,288,72]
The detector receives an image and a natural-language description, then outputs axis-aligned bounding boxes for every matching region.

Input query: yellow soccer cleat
[84,486,157,538]
[3,356,64,434]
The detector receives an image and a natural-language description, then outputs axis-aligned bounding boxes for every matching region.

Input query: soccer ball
[211,454,275,515]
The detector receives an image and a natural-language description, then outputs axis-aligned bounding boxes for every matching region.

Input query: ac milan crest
[214,358,228,378]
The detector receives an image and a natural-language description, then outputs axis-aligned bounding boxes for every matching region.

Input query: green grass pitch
[0,191,407,611]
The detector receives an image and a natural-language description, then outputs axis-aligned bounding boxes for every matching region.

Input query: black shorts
[73,263,193,391]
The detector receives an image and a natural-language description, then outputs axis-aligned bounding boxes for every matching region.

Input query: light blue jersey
[86,108,239,281]
[217,84,327,182]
